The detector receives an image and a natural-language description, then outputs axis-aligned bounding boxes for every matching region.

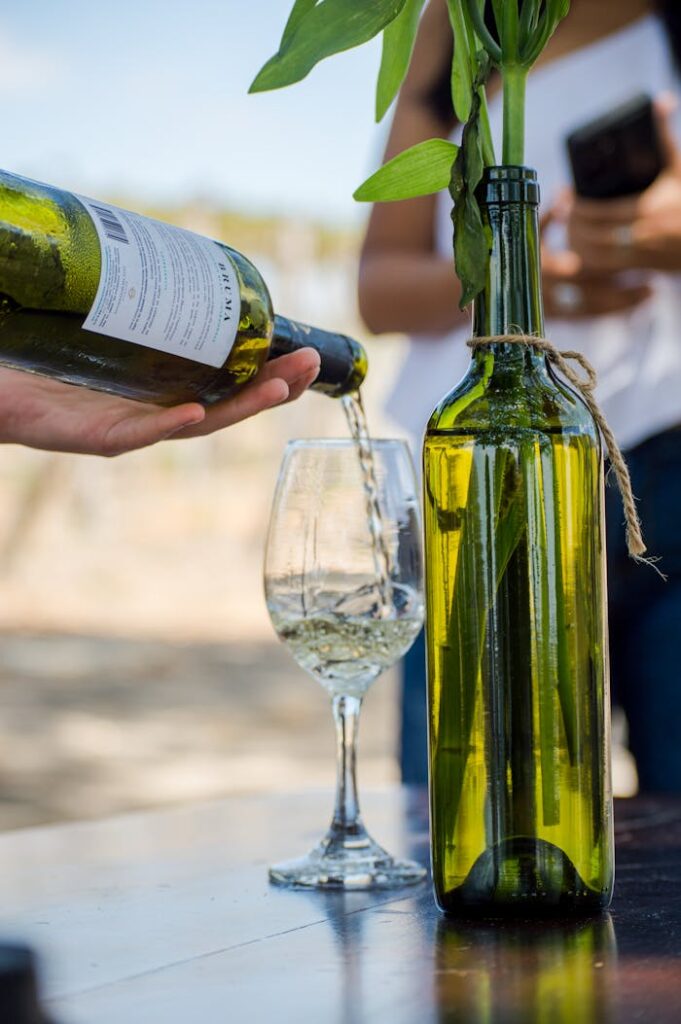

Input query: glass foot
[269,826,427,891]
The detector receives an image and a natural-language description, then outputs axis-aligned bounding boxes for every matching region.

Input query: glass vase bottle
[423,166,614,915]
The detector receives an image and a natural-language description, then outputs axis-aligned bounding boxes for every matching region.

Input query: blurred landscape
[0,202,410,831]
[0,199,638,831]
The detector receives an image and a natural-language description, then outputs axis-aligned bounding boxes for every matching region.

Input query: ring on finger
[553,282,584,313]
[612,224,635,248]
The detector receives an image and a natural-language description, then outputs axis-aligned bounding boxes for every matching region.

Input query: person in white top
[359,0,681,792]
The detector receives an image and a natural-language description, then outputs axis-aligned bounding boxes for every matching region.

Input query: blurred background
[0,0,415,830]
[0,1,636,831]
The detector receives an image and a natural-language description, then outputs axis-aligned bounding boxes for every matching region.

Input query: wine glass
[264,438,426,889]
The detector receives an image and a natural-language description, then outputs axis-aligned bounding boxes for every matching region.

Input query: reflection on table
[0,790,678,1024]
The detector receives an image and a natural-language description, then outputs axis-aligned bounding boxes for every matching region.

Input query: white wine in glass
[264,438,426,889]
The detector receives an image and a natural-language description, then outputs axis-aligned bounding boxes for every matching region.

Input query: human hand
[0,348,320,456]
[565,95,681,277]
[542,218,653,320]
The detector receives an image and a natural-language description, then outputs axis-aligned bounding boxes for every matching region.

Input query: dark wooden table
[0,789,679,1023]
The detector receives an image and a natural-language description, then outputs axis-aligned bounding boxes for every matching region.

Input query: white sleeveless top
[387,15,681,452]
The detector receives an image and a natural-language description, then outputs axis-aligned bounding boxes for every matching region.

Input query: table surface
[0,788,679,1024]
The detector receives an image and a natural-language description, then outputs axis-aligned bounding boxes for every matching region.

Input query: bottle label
[77,195,240,369]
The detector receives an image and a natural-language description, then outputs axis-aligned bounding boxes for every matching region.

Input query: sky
[0,0,390,225]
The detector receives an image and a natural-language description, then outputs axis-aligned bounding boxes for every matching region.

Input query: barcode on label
[90,203,129,245]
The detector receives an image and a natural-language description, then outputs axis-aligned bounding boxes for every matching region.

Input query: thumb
[654,92,680,167]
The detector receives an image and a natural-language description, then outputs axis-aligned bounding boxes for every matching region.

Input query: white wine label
[77,195,240,368]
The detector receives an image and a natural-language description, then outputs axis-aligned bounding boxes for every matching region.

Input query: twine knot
[468,334,658,571]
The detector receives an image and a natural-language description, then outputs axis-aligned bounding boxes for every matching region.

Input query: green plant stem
[478,86,496,166]
[502,0,520,62]
[502,67,527,165]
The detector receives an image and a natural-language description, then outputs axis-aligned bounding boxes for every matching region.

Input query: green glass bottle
[423,167,614,915]
[0,168,367,404]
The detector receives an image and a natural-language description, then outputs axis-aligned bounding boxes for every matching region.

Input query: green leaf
[375,0,426,122]
[490,0,505,36]
[446,1,473,124]
[465,0,502,63]
[281,0,320,48]
[548,0,571,33]
[518,0,541,45]
[465,0,487,48]
[521,0,570,65]
[433,440,526,847]
[250,0,407,94]
[452,187,488,309]
[449,64,490,307]
[354,138,459,202]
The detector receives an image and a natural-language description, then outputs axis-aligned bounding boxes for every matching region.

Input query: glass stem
[331,694,364,835]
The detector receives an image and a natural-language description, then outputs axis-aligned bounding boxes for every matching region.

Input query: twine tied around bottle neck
[468,335,658,570]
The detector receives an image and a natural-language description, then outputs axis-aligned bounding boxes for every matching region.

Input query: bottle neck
[270,315,367,397]
[472,169,546,375]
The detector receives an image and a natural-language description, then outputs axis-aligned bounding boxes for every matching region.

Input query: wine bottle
[423,167,614,915]
[0,168,367,404]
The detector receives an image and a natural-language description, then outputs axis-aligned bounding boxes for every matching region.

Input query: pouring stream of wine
[341,390,393,617]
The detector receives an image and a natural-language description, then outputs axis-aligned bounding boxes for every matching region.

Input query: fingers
[540,187,573,233]
[570,194,639,225]
[567,203,681,273]
[561,96,681,267]
[262,347,323,404]
[98,403,207,455]
[0,349,323,455]
[171,348,322,439]
[542,246,582,278]
[567,216,639,273]
[542,230,651,318]
[568,100,679,230]
[100,348,323,450]
[254,347,321,404]
[256,347,321,385]
[173,377,290,439]
[154,403,207,436]
[542,201,653,318]
[543,276,652,320]
[285,367,321,403]
[654,92,679,167]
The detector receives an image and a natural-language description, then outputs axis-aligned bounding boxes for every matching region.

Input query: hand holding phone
[566,94,665,200]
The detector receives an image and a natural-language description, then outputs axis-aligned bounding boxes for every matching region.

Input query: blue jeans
[401,428,681,792]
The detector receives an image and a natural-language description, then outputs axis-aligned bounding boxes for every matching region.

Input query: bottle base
[435,837,612,918]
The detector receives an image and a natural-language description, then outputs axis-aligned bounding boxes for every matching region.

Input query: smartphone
[566,94,665,199]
